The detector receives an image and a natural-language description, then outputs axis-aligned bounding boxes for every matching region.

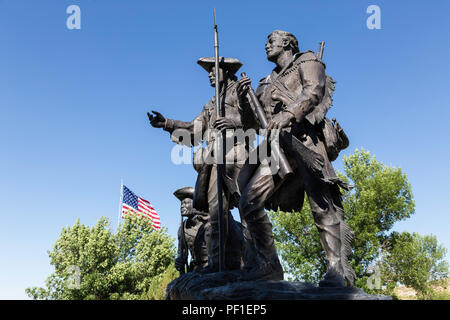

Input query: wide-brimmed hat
[197,57,243,75]
[173,187,194,201]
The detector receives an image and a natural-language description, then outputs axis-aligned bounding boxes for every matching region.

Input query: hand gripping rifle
[240,72,293,179]
[238,41,328,179]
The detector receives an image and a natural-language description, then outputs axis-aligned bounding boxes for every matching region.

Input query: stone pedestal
[166,271,392,300]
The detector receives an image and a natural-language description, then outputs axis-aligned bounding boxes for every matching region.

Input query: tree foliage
[381,232,449,299]
[270,149,448,293]
[272,199,325,283]
[26,216,177,300]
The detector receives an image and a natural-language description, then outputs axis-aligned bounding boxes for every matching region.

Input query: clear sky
[1,0,449,299]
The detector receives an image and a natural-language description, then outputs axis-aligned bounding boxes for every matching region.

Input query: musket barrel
[213,9,224,273]
[214,13,220,116]
[317,41,325,59]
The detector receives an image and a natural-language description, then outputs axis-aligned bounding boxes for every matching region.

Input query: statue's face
[265,33,285,62]
[180,198,193,217]
[208,66,224,87]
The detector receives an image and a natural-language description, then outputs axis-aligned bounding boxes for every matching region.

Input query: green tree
[271,199,325,283]
[26,216,178,300]
[381,232,449,299]
[270,149,417,288]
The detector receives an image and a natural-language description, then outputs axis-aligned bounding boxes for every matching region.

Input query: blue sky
[1,0,449,299]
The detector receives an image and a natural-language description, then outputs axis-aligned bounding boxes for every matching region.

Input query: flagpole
[117,179,123,230]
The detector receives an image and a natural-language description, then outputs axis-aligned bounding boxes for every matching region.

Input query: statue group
[148,29,354,288]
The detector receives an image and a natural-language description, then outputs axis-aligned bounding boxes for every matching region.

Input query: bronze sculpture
[148,57,256,272]
[174,187,209,273]
[173,185,246,274]
[237,30,355,286]
[149,18,358,291]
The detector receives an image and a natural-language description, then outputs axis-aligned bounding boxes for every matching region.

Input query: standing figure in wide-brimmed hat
[149,57,257,273]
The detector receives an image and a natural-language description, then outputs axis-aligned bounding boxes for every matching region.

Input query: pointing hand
[147,110,166,128]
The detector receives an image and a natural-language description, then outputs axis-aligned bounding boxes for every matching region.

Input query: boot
[200,238,221,273]
[319,262,346,287]
[200,226,221,273]
[201,214,228,273]
[239,209,283,281]
[316,222,355,287]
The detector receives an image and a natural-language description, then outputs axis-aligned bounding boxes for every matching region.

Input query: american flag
[121,185,161,231]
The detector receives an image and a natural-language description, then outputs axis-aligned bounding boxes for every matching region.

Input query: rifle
[240,40,329,178]
[317,41,325,59]
[213,9,224,272]
[240,72,293,179]
[179,215,188,274]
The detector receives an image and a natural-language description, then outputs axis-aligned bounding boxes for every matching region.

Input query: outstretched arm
[147,110,166,128]
[147,109,207,147]
[147,110,194,132]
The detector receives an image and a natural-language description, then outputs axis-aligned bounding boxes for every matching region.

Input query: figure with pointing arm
[148,57,257,273]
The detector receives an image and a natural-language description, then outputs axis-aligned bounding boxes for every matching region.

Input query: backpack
[320,117,349,162]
